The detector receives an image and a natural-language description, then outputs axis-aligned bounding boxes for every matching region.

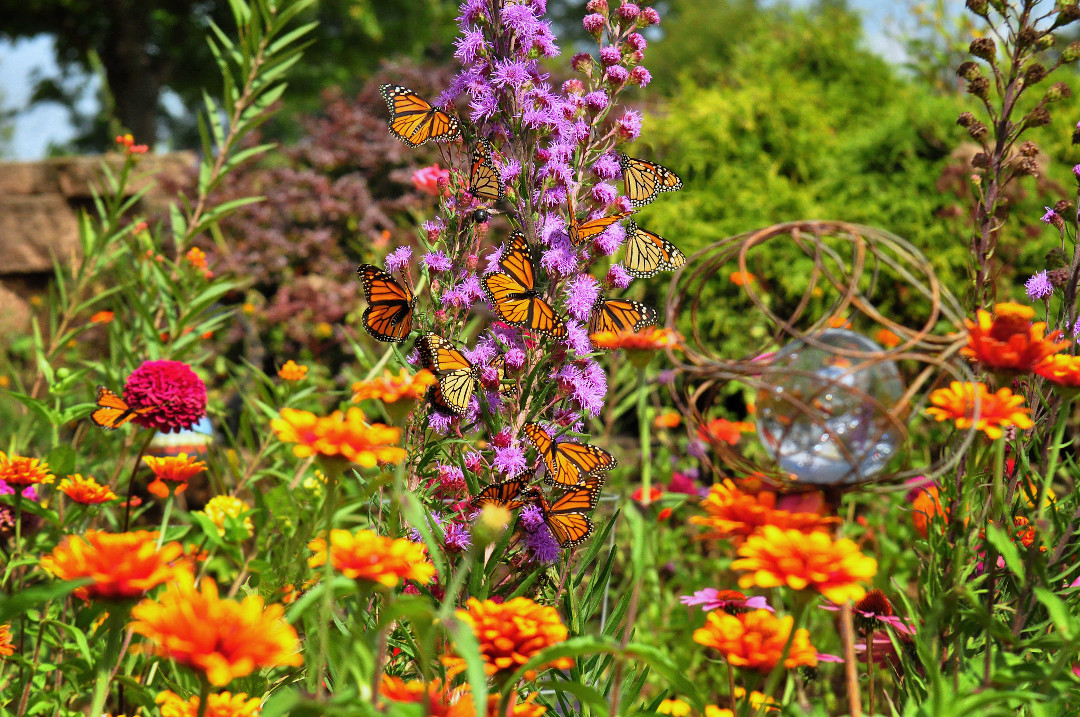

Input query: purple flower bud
[616,109,643,141]
[615,196,633,213]
[520,505,545,530]
[642,6,660,24]
[591,182,618,206]
[607,264,633,288]
[428,411,453,435]
[586,0,608,13]
[592,153,620,179]
[572,52,593,73]
[564,320,593,355]
[505,347,526,369]
[595,222,625,255]
[630,66,652,87]
[617,3,641,23]
[562,79,584,95]
[1074,164,1080,180]
[605,65,629,85]
[583,13,605,34]
[423,250,452,273]
[626,32,647,51]
[584,90,609,112]
[422,218,445,242]
[600,46,622,66]
[565,274,601,321]
[1025,270,1054,300]
[385,245,412,273]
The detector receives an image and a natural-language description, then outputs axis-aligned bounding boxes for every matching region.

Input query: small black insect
[472,208,490,224]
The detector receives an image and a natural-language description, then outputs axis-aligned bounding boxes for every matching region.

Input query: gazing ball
[755,329,905,484]
[472,208,490,224]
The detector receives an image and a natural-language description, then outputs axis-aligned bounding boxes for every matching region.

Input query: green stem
[762,591,813,701]
[195,676,211,717]
[155,494,174,550]
[637,366,652,505]
[87,611,127,717]
[314,460,342,696]
[1037,394,1073,527]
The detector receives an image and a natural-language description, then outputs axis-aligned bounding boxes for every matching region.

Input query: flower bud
[1055,2,1080,26]
[586,0,607,12]
[600,45,621,66]
[973,152,991,168]
[1015,156,1039,177]
[966,76,990,99]
[1044,82,1071,102]
[1072,122,1080,144]
[965,0,989,14]
[642,6,660,24]
[1020,140,1039,157]
[1055,199,1072,215]
[956,111,976,127]
[617,2,640,23]
[956,61,981,80]
[1016,26,1038,49]
[583,13,605,35]
[1025,105,1052,127]
[969,37,996,60]
[571,52,593,74]
[967,121,990,142]
[1065,41,1080,63]
[472,505,511,547]
[1047,267,1072,289]
[1037,32,1055,50]
[1024,63,1048,85]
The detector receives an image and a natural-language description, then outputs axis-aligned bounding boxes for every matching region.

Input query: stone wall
[0,152,196,336]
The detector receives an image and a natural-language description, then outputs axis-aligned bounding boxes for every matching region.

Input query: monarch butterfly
[588,294,658,334]
[357,264,415,343]
[469,139,504,203]
[617,153,683,208]
[90,386,156,430]
[568,210,633,247]
[523,423,617,487]
[483,231,568,339]
[471,475,531,511]
[623,219,686,278]
[523,475,605,548]
[380,84,462,147]
[416,333,478,416]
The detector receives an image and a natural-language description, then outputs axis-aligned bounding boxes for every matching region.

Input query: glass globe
[755,329,905,484]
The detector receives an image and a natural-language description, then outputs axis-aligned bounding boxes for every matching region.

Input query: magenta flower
[411,165,450,197]
[820,590,916,635]
[385,246,413,273]
[123,360,206,433]
[680,588,773,614]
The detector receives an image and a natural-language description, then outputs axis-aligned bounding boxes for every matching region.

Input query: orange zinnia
[693,609,817,672]
[443,597,574,680]
[1035,353,1080,388]
[689,480,837,541]
[143,453,206,497]
[39,530,186,601]
[380,676,471,717]
[90,310,115,324]
[962,302,1068,371]
[731,525,877,604]
[697,418,754,445]
[156,690,263,717]
[486,693,547,717]
[57,474,118,504]
[926,381,1033,439]
[308,529,434,587]
[130,574,302,686]
[589,327,681,351]
[911,483,947,538]
[271,407,406,466]
[277,360,308,381]
[352,368,437,403]
[0,624,13,657]
[0,452,54,486]
[653,411,681,429]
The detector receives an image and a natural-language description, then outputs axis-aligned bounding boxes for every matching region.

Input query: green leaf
[1034,587,1074,639]
[0,581,89,623]
[984,522,1024,584]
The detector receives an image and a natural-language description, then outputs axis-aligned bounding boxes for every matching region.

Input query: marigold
[130,574,302,686]
[277,360,308,381]
[697,418,754,445]
[200,496,254,538]
[0,452,54,486]
[90,310,115,324]
[926,381,1033,440]
[271,407,406,466]
[0,623,13,657]
[143,453,206,497]
[352,368,437,403]
[693,609,817,672]
[1035,353,1080,388]
[379,676,471,717]
[443,597,573,679]
[308,528,434,587]
[39,530,186,600]
[962,302,1068,371]
[58,474,118,504]
[156,690,262,717]
[689,480,837,541]
[589,327,681,351]
[731,525,877,603]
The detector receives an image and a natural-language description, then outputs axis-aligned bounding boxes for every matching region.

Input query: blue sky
[0,0,905,160]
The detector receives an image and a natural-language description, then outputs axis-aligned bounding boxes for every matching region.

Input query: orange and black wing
[524,423,616,487]
[469,139,505,203]
[416,333,477,416]
[542,476,605,547]
[380,84,462,147]
[623,219,686,278]
[483,232,567,339]
[588,295,658,334]
[568,211,633,247]
[472,475,530,511]
[617,153,683,208]
[548,475,605,512]
[91,386,153,430]
[358,264,415,343]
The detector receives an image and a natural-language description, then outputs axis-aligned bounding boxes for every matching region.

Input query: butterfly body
[568,210,633,247]
[623,219,686,278]
[617,153,683,208]
[588,294,658,335]
[468,139,505,203]
[472,475,530,511]
[91,386,155,430]
[483,231,567,339]
[523,475,605,548]
[380,84,461,147]
[523,423,617,487]
[357,264,415,343]
[416,333,478,416]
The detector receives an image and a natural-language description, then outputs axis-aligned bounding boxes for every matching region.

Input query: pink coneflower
[680,588,772,614]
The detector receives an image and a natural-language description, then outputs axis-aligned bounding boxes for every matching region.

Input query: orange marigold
[352,368,437,403]
[379,676,471,717]
[697,418,754,445]
[693,609,817,672]
[0,452,54,486]
[1035,353,1080,388]
[57,474,118,504]
[39,530,186,601]
[589,327,681,351]
[0,624,13,657]
[487,693,547,717]
[277,360,308,381]
[962,302,1068,371]
[443,597,573,680]
[689,480,837,541]
[156,690,262,717]
[130,574,302,686]
[271,407,406,466]
[90,310,115,324]
[731,525,877,603]
[926,381,1033,440]
[308,528,434,587]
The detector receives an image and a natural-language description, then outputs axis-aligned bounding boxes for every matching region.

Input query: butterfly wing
[380,84,461,147]
[484,232,567,339]
[358,264,415,343]
[417,333,477,415]
[469,139,505,202]
[623,219,687,278]
[548,475,605,512]
[91,386,149,430]
[618,153,683,208]
[569,211,633,247]
[588,296,659,334]
[472,475,530,510]
[550,442,617,487]
[523,422,557,479]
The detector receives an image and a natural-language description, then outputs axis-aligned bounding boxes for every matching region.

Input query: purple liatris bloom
[520,504,545,531]
[626,32,647,51]
[583,13,605,33]
[642,6,660,24]
[565,274,601,321]
[493,59,532,89]
[616,109,643,141]
[410,513,443,543]
[443,521,472,553]
[591,182,618,206]
[1073,164,1080,180]
[525,523,561,564]
[564,320,593,356]
[595,223,625,255]
[583,90,609,112]
[1025,270,1053,300]
[428,411,453,435]
[605,65,629,85]
[599,46,621,66]
[617,3,640,22]
[385,245,412,273]
[606,264,633,288]
[493,443,527,477]
[630,66,652,87]
[1042,206,1060,224]
[423,250,452,273]
[592,154,620,180]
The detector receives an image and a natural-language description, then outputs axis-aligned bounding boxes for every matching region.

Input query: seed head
[970,37,996,61]
[967,76,990,99]
[1024,63,1048,85]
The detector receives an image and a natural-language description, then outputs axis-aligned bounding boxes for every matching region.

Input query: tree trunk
[99,2,160,145]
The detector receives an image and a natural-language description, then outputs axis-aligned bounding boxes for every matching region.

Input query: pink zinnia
[123,360,207,433]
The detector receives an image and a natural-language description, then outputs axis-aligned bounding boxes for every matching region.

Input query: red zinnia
[123,360,207,433]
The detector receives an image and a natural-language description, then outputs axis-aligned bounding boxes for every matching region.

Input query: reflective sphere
[755,329,905,484]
